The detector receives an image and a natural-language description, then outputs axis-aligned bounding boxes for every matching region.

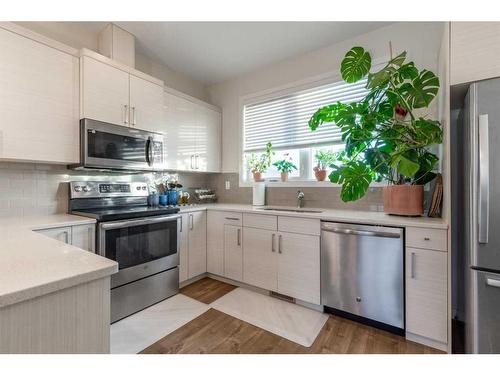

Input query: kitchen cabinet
[179,211,207,281]
[35,224,96,252]
[71,224,96,253]
[0,25,79,164]
[451,22,500,85]
[277,232,320,304]
[242,227,277,292]
[162,89,221,172]
[179,213,189,282]
[80,50,164,131]
[406,246,447,345]
[242,221,321,304]
[224,225,243,282]
[207,210,242,276]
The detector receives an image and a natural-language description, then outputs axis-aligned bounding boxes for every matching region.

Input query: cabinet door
[187,211,207,279]
[243,227,277,291]
[406,247,447,343]
[129,75,164,131]
[224,225,243,281]
[162,91,180,170]
[0,28,79,164]
[179,213,189,282]
[35,226,72,244]
[196,105,221,172]
[277,232,320,304]
[451,22,500,85]
[173,95,197,171]
[71,224,95,252]
[207,211,225,276]
[81,56,129,126]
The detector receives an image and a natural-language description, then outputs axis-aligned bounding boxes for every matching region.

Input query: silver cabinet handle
[278,234,282,254]
[190,155,194,169]
[61,230,69,244]
[132,106,137,126]
[225,217,239,221]
[486,278,500,288]
[179,216,183,233]
[195,154,199,169]
[478,114,490,244]
[271,233,275,252]
[237,228,241,246]
[189,214,194,230]
[424,237,430,241]
[410,252,416,279]
[124,104,129,125]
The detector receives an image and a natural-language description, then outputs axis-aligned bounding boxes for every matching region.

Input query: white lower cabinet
[224,225,243,282]
[35,223,96,252]
[406,246,447,344]
[242,225,320,305]
[179,211,207,282]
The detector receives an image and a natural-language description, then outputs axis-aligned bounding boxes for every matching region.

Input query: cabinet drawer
[35,226,72,244]
[243,213,277,230]
[221,211,243,226]
[278,216,320,236]
[406,227,447,251]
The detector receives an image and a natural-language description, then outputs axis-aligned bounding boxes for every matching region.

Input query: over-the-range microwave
[71,119,165,171]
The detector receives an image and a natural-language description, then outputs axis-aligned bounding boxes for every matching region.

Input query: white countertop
[0,214,118,308]
[179,203,448,229]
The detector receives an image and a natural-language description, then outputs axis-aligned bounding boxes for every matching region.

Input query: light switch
[225,180,231,190]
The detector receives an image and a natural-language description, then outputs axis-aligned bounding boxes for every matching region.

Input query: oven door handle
[99,214,181,230]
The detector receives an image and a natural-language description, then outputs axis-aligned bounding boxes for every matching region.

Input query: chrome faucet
[297,190,305,208]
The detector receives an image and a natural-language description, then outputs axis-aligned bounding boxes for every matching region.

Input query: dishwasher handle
[321,225,401,239]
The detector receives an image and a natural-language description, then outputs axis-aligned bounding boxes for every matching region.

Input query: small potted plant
[313,150,336,181]
[309,46,443,216]
[246,142,273,181]
[273,154,297,182]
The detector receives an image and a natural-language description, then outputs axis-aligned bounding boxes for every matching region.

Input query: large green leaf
[308,103,343,131]
[329,162,373,202]
[414,118,443,145]
[399,70,440,109]
[391,151,420,178]
[366,51,407,90]
[341,47,371,83]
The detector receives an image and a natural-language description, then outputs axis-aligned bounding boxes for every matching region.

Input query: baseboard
[206,273,323,312]
[179,273,208,288]
[406,332,449,352]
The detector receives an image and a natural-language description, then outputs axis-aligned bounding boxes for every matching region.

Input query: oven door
[97,215,180,288]
[81,118,164,171]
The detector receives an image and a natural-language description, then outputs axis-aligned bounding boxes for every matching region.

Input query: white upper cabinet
[162,89,221,172]
[80,50,164,133]
[0,26,79,164]
[81,56,130,126]
[129,74,164,131]
[451,22,500,85]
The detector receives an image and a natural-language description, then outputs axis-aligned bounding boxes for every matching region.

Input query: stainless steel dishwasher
[321,221,404,334]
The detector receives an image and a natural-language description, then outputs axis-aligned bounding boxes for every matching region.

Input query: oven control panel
[70,181,149,198]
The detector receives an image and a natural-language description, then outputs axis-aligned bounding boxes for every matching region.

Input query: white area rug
[111,294,209,354]
[210,288,328,347]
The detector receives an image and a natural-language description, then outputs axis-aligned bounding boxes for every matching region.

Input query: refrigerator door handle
[478,114,490,244]
[486,277,500,288]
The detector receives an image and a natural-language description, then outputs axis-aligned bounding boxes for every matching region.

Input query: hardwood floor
[180,277,237,304]
[141,277,443,354]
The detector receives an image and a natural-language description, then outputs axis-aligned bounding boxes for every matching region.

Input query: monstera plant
[309,46,443,215]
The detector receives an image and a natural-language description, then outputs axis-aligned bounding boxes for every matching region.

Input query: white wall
[14,22,209,101]
[207,22,445,173]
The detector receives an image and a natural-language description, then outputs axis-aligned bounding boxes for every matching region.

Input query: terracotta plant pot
[314,169,327,181]
[280,172,289,182]
[383,185,424,216]
[252,171,263,182]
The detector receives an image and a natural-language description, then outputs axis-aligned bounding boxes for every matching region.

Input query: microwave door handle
[478,114,489,244]
[146,137,154,167]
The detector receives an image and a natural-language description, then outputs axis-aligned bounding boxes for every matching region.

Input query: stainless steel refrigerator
[462,78,500,353]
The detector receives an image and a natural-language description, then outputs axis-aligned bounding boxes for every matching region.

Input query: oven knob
[74,186,82,192]
[82,186,90,192]
[136,186,141,190]
[142,186,147,190]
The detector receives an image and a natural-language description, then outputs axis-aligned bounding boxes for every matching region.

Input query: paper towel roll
[252,182,266,206]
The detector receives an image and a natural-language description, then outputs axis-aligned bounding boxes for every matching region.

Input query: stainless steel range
[69,181,180,323]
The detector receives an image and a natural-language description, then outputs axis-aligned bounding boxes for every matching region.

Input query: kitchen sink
[256,207,323,213]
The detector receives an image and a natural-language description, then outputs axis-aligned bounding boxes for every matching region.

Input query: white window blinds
[243,78,368,152]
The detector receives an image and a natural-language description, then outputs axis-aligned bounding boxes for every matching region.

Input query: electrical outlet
[225,180,231,190]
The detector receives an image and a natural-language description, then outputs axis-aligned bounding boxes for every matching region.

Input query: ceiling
[78,22,392,85]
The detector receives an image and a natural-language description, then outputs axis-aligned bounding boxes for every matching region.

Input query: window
[242,77,368,182]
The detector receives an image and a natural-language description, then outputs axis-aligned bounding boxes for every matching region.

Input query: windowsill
[239,180,387,188]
